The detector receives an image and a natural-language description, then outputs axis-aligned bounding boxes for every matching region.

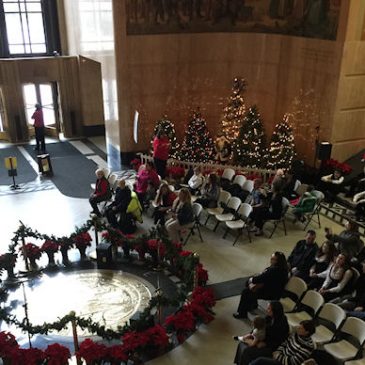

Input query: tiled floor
[0,137,345,364]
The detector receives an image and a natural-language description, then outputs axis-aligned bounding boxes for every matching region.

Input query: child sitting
[234,315,266,348]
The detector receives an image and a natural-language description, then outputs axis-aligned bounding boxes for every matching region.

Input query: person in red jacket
[31,103,46,152]
[153,129,170,179]
[89,169,111,217]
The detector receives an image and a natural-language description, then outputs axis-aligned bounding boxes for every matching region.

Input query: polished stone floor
[0,137,345,364]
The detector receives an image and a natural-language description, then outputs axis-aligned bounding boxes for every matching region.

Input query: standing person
[233,252,289,319]
[89,169,112,217]
[234,301,289,365]
[31,103,46,152]
[153,129,170,179]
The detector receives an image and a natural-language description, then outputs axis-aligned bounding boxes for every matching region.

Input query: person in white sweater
[188,166,204,195]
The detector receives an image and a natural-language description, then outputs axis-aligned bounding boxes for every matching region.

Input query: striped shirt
[274,333,314,365]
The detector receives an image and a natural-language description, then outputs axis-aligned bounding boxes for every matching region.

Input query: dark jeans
[35,127,46,151]
[234,342,272,365]
[254,208,279,230]
[89,194,108,215]
[154,158,167,179]
[237,287,260,317]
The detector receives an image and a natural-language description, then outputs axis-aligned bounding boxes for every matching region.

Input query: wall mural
[126,0,341,40]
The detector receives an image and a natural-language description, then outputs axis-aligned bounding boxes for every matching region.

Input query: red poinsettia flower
[108,344,128,363]
[10,347,46,365]
[185,301,214,324]
[44,343,71,365]
[77,339,108,364]
[145,324,170,349]
[147,239,166,257]
[135,245,146,260]
[21,243,42,260]
[74,232,92,250]
[41,240,59,253]
[121,330,149,352]
[165,307,196,333]
[0,331,19,358]
[196,263,209,285]
[179,250,193,257]
[191,286,216,308]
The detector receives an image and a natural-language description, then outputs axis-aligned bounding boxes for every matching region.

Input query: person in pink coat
[135,161,160,207]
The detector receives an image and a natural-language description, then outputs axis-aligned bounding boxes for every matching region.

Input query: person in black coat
[105,179,131,228]
[287,230,318,281]
[234,301,290,365]
[233,252,289,319]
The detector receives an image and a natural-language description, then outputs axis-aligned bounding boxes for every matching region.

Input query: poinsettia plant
[73,232,92,250]
[41,240,59,254]
[323,158,352,175]
[21,243,42,260]
[0,331,19,359]
[166,166,185,179]
[44,343,71,365]
[0,253,17,270]
[164,307,196,343]
[77,339,108,364]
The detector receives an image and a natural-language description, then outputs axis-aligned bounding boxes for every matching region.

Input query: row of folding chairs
[278,275,365,363]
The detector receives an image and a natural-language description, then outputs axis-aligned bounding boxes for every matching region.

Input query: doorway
[23,82,62,138]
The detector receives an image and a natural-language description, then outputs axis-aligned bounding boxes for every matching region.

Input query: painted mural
[126,0,341,40]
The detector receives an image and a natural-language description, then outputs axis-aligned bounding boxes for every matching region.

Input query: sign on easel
[4,156,19,189]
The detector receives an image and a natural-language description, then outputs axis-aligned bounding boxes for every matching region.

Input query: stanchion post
[21,236,30,272]
[71,313,82,365]
[93,216,99,246]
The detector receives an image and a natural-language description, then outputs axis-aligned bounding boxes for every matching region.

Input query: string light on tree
[233,105,267,168]
[220,77,247,143]
[267,114,296,170]
[178,110,215,163]
[151,116,179,158]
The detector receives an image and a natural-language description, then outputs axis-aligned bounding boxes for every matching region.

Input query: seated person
[353,191,365,222]
[271,169,285,193]
[135,161,160,207]
[325,221,362,259]
[338,261,365,314]
[233,252,289,319]
[249,320,316,365]
[346,158,365,197]
[126,191,143,224]
[153,182,176,225]
[292,185,317,223]
[307,241,337,288]
[319,169,344,204]
[282,173,299,200]
[317,253,353,302]
[105,179,131,228]
[188,166,204,195]
[234,316,266,349]
[165,188,194,242]
[251,186,283,236]
[287,230,318,281]
[195,173,220,208]
[89,168,111,217]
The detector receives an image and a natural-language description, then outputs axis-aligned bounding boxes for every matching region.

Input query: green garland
[0,220,206,341]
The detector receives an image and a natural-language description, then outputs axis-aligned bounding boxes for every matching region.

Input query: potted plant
[0,253,17,280]
[21,243,42,270]
[44,343,71,365]
[73,232,92,260]
[41,240,59,266]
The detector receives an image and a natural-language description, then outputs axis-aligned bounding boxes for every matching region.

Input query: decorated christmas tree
[267,115,296,170]
[220,77,247,142]
[178,111,215,163]
[151,116,179,158]
[233,105,267,168]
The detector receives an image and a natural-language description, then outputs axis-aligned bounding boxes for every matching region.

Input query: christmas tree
[267,115,296,170]
[220,77,247,142]
[233,105,267,168]
[151,116,179,158]
[178,111,215,163]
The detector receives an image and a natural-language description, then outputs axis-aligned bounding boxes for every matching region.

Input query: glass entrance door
[23,82,60,137]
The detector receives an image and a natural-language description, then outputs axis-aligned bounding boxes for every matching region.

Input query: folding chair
[223,203,253,245]
[303,190,325,230]
[324,317,365,362]
[266,197,290,238]
[213,196,242,232]
[204,189,231,225]
[242,180,254,194]
[312,303,346,345]
[183,202,204,245]
[280,276,308,313]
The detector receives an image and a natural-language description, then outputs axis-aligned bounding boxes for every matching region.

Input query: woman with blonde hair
[165,188,194,242]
